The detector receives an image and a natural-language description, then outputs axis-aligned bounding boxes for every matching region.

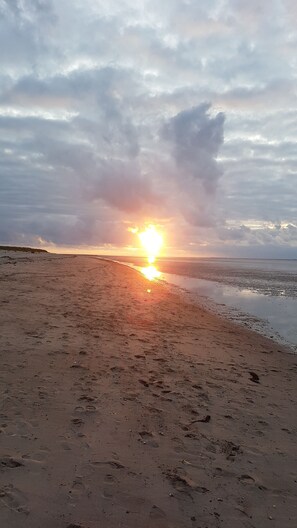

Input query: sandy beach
[0,253,296,528]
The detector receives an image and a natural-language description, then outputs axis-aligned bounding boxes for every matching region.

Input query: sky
[0,0,296,257]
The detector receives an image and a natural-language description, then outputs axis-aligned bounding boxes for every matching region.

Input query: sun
[129,224,164,281]
[138,225,163,263]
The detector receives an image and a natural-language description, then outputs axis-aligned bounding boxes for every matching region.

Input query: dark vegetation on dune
[0,245,48,254]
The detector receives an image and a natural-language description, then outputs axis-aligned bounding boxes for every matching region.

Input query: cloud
[162,103,225,192]
[161,103,225,226]
[0,0,296,255]
[83,159,162,214]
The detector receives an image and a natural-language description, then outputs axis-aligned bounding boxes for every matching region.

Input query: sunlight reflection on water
[141,265,161,281]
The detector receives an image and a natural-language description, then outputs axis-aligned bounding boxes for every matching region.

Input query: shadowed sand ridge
[0,255,296,527]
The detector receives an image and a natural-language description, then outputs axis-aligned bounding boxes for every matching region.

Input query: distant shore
[0,253,296,527]
[0,245,48,254]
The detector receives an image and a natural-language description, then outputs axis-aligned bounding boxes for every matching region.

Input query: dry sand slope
[0,254,296,528]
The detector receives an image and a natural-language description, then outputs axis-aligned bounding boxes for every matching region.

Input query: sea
[109,256,297,352]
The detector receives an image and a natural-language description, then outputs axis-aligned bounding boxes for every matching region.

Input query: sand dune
[0,254,296,527]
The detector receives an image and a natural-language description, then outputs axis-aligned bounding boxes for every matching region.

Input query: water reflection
[141,265,161,281]
[161,273,297,349]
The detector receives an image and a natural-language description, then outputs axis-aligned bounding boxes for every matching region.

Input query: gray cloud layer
[0,0,296,255]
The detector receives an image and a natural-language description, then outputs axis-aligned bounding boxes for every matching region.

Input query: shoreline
[161,277,297,355]
[1,254,296,527]
[99,256,297,354]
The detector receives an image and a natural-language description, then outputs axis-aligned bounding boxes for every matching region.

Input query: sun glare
[134,224,164,281]
[141,265,161,281]
[138,225,163,262]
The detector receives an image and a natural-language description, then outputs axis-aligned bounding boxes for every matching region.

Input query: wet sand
[0,254,296,527]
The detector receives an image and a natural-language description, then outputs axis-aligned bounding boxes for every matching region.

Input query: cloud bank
[0,0,296,256]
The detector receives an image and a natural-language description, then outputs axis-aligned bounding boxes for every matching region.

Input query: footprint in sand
[85,404,97,412]
[123,392,139,401]
[71,418,84,426]
[214,467,236,479]
[238,473,267,490]
[21,451,47,464]
[149,505,168,527]
[239,474,255,484]
[0,455,23,468]
[60,441,72,451]
[69,476,88,499]
[74,406,85,413]
[102,488,114,499]
[249,371,260,383]
[138,431,159,448]
[139,379,149,387]
[0,485,29,514]
[172,437,186,454]
[104,473,117,484]
[91,460,125,470]
[221,440,242,460]
[74,404,97,413]
[165,470,209,494]
[110,366,125,373]
[152,358,166,363]
[78,395,96,403]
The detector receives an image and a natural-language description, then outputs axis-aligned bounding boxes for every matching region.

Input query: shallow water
[111,256,297,351]
[161,272,297,350]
